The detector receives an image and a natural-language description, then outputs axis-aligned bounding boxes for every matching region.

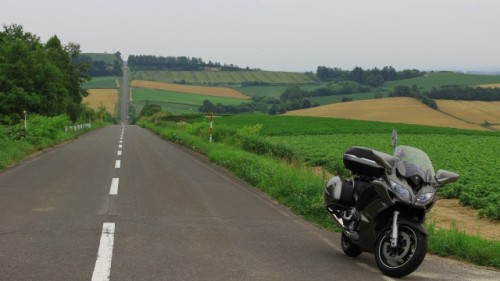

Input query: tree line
[128,55,248,71]
[73,52,122,77]
[316,66,425,87]
[0,24,90,124]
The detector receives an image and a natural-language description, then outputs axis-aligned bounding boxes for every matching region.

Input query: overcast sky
[2,0,499,72]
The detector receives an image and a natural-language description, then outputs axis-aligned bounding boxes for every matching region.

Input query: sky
[1,0,499,72]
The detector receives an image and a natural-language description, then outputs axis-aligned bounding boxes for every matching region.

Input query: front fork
[390,211,400,248]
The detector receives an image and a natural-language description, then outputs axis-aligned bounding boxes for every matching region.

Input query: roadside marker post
[209,112,213,143]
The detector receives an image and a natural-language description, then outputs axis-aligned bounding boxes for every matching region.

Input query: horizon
[3,0,500,73]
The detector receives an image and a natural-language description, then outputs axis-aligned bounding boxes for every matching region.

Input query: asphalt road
[0,125,498,281]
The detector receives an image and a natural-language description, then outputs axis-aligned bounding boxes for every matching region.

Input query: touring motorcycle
[324,131,458,277]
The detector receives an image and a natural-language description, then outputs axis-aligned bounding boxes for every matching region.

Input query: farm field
[132,88,245,107]
[83,76,118,89]
[82,89,118,115]
[130,70,317,85]
[436,100,500,127]
[308,92,376,105]
[285,97,488,131]
[478,83,500,88]
[83,52,120,64]
[233,84,322,98]
[210,114,499,220]
[383,72,500,90]
[131,80,250,99]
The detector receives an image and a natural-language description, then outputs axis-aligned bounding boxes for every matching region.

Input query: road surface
[0,125,498,280]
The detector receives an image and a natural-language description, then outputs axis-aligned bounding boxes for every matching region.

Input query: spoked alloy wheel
[375,225,427,278]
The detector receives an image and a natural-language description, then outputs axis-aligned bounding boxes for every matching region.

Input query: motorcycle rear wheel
[375,225,427,277]
[341,232,362,257]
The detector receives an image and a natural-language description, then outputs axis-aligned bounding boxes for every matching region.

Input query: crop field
[233,84,322,98]
[478,83,500,88]
[284,97,488,131]
[436,100,500,127]
[130,70,316,85]
[132,88,246,107]
[131,80,250,99]
[308,92,376,105]
[383,72,500,90]
[83,76,118,89]
[210,114,499,219]
[82,89,118,114]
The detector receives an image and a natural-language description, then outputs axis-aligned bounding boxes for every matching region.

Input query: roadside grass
[0,115,106,170]
[139,119,499,268]
[427,221,500,268]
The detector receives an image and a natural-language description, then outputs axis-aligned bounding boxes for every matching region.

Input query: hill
[383,72,500,90]
[285,97,489,131]
[130,70,317,85]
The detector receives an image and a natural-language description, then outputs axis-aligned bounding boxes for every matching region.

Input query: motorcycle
[324,131,459,277]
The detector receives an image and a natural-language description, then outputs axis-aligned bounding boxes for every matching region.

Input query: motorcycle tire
[341,232,362,257]
[374,224,427,278]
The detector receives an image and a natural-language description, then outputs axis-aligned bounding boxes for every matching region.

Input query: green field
[131,70,317,85]
[233,84,322,98]
[308,92,377,105]
[83,76,117,89]
[132,88,248,114]
[210,115,499,219]
[383,72,500,90]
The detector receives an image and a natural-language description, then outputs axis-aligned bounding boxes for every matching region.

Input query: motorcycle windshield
[394,145,435,183]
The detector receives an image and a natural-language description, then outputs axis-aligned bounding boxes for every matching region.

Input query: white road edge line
[115,160,121,169]
[91,222,115,281]
[117,150,122,156]
[109,178,119,195]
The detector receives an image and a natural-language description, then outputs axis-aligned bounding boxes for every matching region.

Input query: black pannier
[343,146,385,177]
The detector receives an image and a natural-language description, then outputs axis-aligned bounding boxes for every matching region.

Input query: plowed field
[285,97,488,131]
[130,80,250,100]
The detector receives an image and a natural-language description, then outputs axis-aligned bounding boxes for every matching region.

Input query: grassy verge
[139,119,499,269]
[0,115,106,170]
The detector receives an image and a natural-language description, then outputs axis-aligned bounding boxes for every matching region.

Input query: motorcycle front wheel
[375,225,427,278]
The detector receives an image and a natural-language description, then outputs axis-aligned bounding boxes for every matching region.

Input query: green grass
[383,72,500,90]
[83,76,117,89]
[0,115,105,170]
[132,88,246,106]
[139,119,500,268]
[206,115,499,218]
[131,70,317,85]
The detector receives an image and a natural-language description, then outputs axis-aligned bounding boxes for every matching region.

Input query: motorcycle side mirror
[435,169,459,185]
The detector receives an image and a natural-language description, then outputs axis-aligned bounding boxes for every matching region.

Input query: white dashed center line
[109,178,119,195]
[115,160,121,169]
[91,223,115,281]
[117,150,122,156]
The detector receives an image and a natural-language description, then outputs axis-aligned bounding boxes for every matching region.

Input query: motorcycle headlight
[390,180,411,202]
[416,192,435,205]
